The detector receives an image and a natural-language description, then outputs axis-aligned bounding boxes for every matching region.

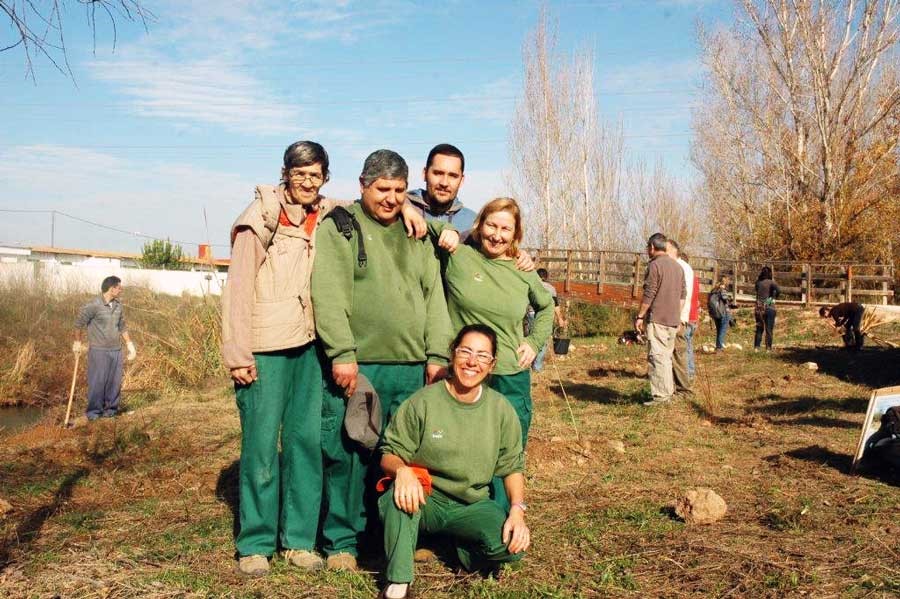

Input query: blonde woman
[432,197,553,508]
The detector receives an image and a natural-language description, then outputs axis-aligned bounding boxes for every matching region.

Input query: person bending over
[820,302,865,350]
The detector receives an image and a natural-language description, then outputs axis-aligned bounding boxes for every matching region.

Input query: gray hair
[283,141,330,180]
[648,232,668,251]
[359,149,408,187]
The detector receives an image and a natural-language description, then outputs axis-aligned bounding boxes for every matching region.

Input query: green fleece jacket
[381,382,524,504]
[311,202,452,366]
[441,243,554,375]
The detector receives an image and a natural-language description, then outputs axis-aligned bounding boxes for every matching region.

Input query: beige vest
[223,184,336,353]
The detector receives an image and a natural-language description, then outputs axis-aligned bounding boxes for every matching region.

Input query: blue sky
[0,0,730,255]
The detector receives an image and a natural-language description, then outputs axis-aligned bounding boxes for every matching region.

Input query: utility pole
[50,210,56,247]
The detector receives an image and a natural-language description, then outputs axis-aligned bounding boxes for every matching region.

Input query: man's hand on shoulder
[437,229,459,253]
[515,250,535,272]
[400,202,427,239]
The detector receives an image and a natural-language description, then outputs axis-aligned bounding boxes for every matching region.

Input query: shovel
[63,351,81,428]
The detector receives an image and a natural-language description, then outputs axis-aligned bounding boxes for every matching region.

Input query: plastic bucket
[552,337,571,355]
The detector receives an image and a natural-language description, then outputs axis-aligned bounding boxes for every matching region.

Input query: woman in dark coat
[754,266,780,351]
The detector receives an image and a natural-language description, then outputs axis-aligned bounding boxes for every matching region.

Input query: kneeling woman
[378,324,530,599]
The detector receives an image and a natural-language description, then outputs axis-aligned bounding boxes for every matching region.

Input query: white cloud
[90,52,302,135]
[600,57,702,93]
[86,0,416,133]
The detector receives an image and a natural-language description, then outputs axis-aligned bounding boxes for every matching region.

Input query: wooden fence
[525,248,896,307]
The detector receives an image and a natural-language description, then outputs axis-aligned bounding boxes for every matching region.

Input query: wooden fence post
[845,265,853,303]
[631,254,642,299]
[597,252,606,295]
[564,250,572,294]
[883,265,890,305]
[732,261,740,299]
[805,264,813,307]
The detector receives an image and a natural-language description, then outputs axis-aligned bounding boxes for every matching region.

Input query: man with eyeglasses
[221,141,342,577]
[312,149,455,572]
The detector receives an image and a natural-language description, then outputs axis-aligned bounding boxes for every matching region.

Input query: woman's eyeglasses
[453,347,494,365]
[286,169,324,185]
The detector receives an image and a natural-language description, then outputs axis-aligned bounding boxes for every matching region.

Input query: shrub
[565,300,633,337]
[140,239,187,270]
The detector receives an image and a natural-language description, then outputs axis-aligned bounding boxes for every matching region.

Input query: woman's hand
[393,466,427,514]
[502,510,530,553]
[516,342,537,369]
[438,229,460,253]
[231,364,258,385]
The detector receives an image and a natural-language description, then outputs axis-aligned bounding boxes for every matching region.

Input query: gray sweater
[641,254,686,327]
[75,297,126,350]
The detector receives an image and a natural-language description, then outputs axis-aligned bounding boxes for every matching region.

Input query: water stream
[0,404,45,437]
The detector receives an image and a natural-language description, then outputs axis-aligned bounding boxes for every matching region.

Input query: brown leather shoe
[284,549,324,571]
[236,554,269,577]
[413,547,437,563]
[325,552,358,571]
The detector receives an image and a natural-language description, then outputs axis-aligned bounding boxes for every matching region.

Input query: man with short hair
[73,275,136,420]
[311,149,454,571]
[666,240,695,396]
[635,233,686,407]
[406,143,477,231]
[221,140,340,577]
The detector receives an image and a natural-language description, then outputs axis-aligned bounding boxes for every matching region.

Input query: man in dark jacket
[820,302,866,349]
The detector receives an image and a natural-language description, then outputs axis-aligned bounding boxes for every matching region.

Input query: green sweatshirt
[441,244,554,375]
[311,202,452,366]
[381,382,524,504]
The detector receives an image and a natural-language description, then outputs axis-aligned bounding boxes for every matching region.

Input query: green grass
[59,509,105,532]
[147,567,223,594]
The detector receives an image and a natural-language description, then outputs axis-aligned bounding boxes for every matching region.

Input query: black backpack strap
[326,206,367,268]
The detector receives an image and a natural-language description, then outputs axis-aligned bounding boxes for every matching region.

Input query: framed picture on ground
[851,385,900,473]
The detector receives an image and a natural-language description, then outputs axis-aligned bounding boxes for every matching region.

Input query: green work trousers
[320,362,424,556]
[234,343,323,557]
[380,487,522,583]
[488,370,531,511]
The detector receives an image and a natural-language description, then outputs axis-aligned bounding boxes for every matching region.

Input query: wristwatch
[511,501,528,513]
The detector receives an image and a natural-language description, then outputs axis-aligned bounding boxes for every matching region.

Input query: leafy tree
[140,239,187,271]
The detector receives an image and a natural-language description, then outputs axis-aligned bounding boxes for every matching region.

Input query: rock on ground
[607,440,626,454]
[803,362,819,371]
[674,488,727,524]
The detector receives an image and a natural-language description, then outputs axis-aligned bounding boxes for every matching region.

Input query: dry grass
[0,307,899,597]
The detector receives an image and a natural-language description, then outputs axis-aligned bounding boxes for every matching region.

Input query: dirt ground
[1,308,898,598]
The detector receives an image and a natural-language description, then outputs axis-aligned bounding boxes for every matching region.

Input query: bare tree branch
[0,0,154,82]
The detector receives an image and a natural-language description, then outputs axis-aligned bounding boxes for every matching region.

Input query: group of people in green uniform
[221,141,554,598]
